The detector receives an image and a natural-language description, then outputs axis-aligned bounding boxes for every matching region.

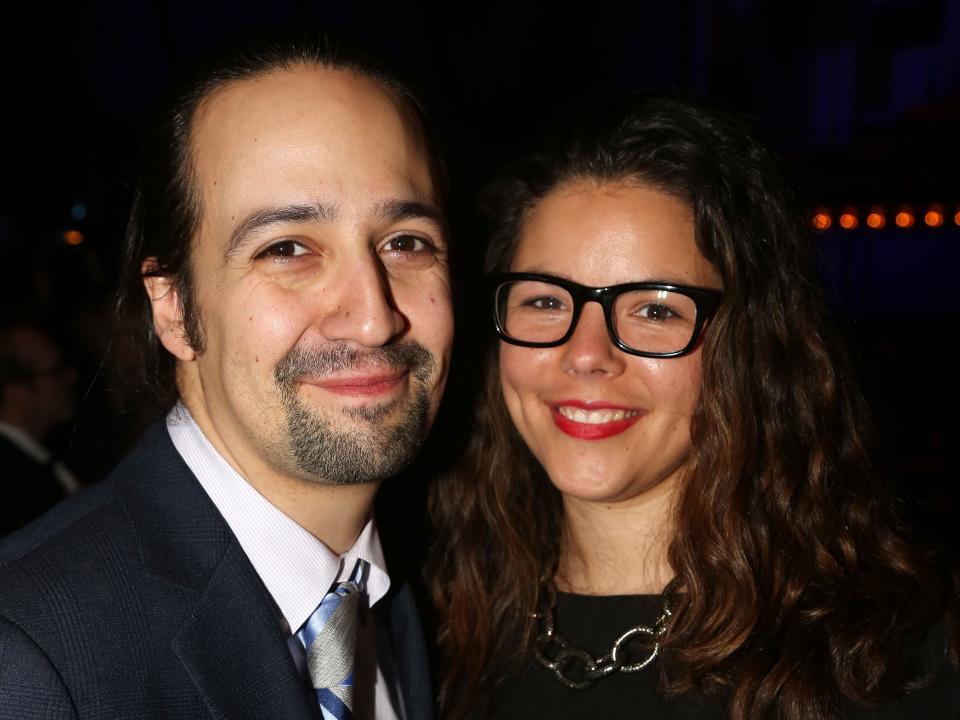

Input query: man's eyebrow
[375,199,446,231]
[226,202,339,256]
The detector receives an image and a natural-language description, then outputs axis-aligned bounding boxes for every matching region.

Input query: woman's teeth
[556,407,640,424]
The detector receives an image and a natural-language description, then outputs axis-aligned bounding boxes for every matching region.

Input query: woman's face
[499,180,722,506]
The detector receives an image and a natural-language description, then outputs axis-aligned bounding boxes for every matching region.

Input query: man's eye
[382,234,432,253]
[256,240,309,259]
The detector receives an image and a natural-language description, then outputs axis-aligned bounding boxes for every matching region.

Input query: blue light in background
[70,202,87,222]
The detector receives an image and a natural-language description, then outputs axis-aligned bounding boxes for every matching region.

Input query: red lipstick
[551,400,643,440]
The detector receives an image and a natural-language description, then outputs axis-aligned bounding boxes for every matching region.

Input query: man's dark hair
[115,26,447,414]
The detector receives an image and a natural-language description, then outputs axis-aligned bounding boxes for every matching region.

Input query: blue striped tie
[296,559,369,720]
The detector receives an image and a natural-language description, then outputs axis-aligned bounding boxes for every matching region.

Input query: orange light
[924,205,944,227]
[954,209,960,226]
[64,230,83,246]
[866,210,886,229]
[895,211,914,228]
[812,211,832,231]
[838,210,858,229]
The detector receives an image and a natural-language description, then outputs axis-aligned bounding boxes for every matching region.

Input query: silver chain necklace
[532,589,672,689]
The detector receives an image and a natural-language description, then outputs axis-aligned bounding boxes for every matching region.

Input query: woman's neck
[556,480,676,596]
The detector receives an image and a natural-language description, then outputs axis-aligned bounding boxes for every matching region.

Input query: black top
[484,592,960,719]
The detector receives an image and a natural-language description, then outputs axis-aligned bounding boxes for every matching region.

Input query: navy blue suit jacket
[0,420,433,719]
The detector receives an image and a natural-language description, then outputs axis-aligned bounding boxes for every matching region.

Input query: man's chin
[282,396,429,486]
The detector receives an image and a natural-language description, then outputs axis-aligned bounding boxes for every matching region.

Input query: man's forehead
[191,64,417,158]
[190,65,432,195]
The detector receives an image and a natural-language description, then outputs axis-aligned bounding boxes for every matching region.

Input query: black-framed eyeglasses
[491,272,722,358]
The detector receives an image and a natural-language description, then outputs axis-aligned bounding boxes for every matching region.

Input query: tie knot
[295,558,371,719]
[336,558,369,597]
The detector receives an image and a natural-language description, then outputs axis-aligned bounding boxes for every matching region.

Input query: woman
[428,94,959,719]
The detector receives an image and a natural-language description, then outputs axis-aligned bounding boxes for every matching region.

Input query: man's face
[155,65,453,487]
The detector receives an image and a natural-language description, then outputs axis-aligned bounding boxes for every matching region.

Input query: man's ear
[142,259,196,362]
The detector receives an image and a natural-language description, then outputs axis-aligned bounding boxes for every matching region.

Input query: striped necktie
[296,558,369,720]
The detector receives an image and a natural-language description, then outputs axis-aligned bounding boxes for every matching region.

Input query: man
[0,29,451,719]
[0,323,80,536]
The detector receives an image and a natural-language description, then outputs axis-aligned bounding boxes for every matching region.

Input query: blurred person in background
[0,322,80,536]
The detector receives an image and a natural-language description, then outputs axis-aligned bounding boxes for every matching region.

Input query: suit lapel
[172,544,319,720]
[376,584,434,720]
[117,420,319,719]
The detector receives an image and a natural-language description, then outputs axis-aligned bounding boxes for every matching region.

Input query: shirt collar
[165,403,391,633]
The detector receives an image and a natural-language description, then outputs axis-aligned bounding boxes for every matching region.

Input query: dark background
[0,0,957,551]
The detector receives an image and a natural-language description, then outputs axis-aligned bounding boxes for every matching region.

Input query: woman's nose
[559,302,626,377]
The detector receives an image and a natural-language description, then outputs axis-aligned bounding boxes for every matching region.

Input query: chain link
[533,594,671,689]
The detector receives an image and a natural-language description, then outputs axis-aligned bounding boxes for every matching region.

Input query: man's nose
[316,252,406,347]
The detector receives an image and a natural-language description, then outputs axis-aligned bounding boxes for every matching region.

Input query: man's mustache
[274,341,433,385]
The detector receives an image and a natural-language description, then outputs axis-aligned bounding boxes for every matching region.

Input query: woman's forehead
[512,180,720,289]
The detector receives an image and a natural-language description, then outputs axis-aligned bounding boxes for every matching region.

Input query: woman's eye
[637,303,675,321]
[526,296,566,311]
[256,240,309,259]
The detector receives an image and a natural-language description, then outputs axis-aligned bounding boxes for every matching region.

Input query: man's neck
[177,397,379,555]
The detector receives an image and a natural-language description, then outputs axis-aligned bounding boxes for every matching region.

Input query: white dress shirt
[166,403,403,720]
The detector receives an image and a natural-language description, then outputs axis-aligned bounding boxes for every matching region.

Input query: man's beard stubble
[273,342,436,485]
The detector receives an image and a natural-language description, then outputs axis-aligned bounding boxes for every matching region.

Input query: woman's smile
[551,401,645,440]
